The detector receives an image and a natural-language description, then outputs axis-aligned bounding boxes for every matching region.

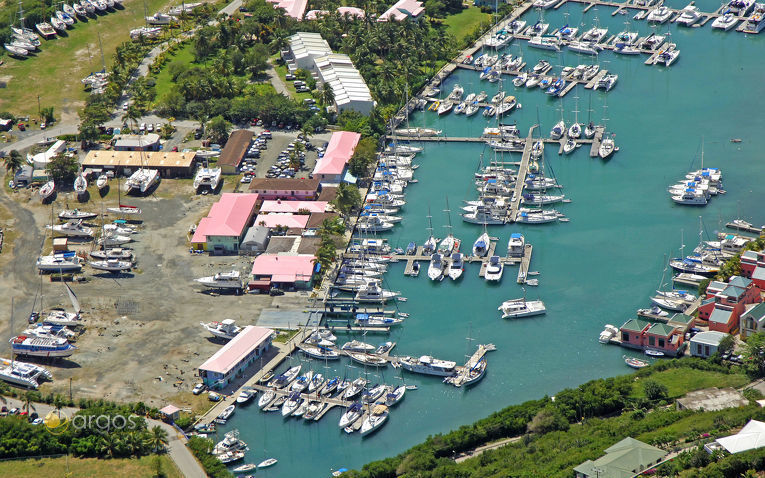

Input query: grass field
[0,0,180,120]
[630,368,750,399]
[444,6,492,44]
[152,42,195,100]
[0,455,182,478]
[272,60,313,101]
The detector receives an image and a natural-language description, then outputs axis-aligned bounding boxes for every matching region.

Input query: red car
[250,118,258,126]
[17,123,25,131]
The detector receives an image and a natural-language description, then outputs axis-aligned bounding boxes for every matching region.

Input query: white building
[314,54,376,115]
[285,32,332,71]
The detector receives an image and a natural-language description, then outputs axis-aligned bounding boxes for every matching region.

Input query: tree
[718,334,735,355]
[122,105,143,132]
[40,106,55,124]
[245,43,270,78]
[320,85,335,107]
[3,150,23,176]
[643,380,669,401]
[22,390,36,416]
[79,121,101,145]
[527,407,569,435]
[147,425,169,454]
[46,153,80,185]
[348,136,378,178]
[332,183,361,215]
[53,395,65,419]
[206,115,232,145]
[744,332,765,377]
[99,433,120,458]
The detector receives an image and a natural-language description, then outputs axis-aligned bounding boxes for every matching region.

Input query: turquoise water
[222,5,765,476]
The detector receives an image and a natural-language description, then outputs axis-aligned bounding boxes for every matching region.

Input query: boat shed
[190,193,260,253]
[314,55,376,115]
[198,326,275,390]
[284,32,332,70]
[311,131,361,183]
[218,130,254,175]
[112,133,160,151]
[240,225,271,254]
[250,254,317,290]
[82,151,197,178]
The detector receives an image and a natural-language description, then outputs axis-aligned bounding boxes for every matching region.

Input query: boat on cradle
[712,12,739,30]
[216,404,236,422]
[599,324,619,344]
[348,352,388,367]
[56,10,75,26]
[106,204,142,215]
[484,255,504,281]
[89,258,132,272]
[212,429,245,455]
[528,35,560,51]
[59,209,97,221]
[35,22,56,37]
[0,358,52,389]
[145,12,175,24]
[62,4,77,18]
[125,168,159,194]
[130,26,162,39]
[47,219,93,238]
[4,43,28,57]
[72,2,87,16]
[258,458,278,468]
[472,232,491,257]
[50,16,66,32]
[742,3,765,32]
[80,0,95,14]
[596,74,618,91]
[10,335,76,358]
[236,389,256,404]
[90,247,133,261]
[400,355,456,376]
[498,298,546,319]
[360,404,389,436]
[193,167,222,191]
[195,271,242,290]
[676,4,702,25]
[647,5,672,22]
[201,319,241,340]
[95,174,109,190]
[624,355,649,369]
[39,180,55,200]
[36,252,83,273]
[21,324,74,341]
[301,344,340,360]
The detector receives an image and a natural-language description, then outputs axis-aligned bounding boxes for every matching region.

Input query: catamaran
[498,297,546,319]
[193,166,222,191]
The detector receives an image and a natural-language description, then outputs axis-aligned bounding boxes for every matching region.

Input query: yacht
[355,215,394,233]
[650,296,688,312]
[301,344,340,360]
[524,175,560,190]
[125,168,160,194]
[515,209,559,224]
[341,340,376,353]
[639,33,666,50]
[507,233,525,257]
[676,4,701,25]
[339,402,364,428]
[669,257,719,275]
[522,193,565,206]
[236,389,256,404]
[448,252,464,280]
[671,188,708,206]
[360,404,389,436]
[10,335,76,358]
[354,282,398,303]
[47,220,93,238]
[427,253,445,281]
[361,383,387,404]
[712,12,739,30]
[36,253,83,273]
[484,255,503,281]
[59,209,97,220]
[393,127,441,137]
[200,319,241,340]
[462,204,507,225]
[568,41,601,55]
[385,385,406,405]
[193,167,222,191]
[655,48,680,67]
[195,271,243,290]
[599,134,615,159]
[472,232,490,257]
[498,298,546,319]
[647,5,672,22]
[447,84,464,102]
[400,355,456,376]
[0,358,52,389]
[436,100,454,116]
[598,325,620,344]
[89,258,133,272]
[90,248,134,261]
[348,352,388,367]
[596,74,618,91]
[528,35,560,51]
[742,3,765,33]
[533,0,557,8]
[258,390,276,409]
[531,140,545,159]
[513,72,528,87]
[581,25,608,42]
[213,430,246,455]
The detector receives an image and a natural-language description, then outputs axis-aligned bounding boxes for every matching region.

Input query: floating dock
[726,221,764,235]
[444,344,497,387]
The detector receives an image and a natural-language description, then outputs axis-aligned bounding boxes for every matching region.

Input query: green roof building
[574,437,668,478]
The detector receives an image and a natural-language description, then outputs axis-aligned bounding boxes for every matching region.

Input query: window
[697,344,702,355]
[622,332,629,342]
[658,338,665,348]
[705,345,710,356]
[649,336,655,346]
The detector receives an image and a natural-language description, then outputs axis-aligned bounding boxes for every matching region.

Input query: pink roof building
[251,254,316,288]
[378,0,424,21]
[259,200,329,214]
[198,326,275,389]
[267,0,308,19]
[312,131,361,182]
[337,6,365,17]
[190,193,260,252]
[254,213,310,230]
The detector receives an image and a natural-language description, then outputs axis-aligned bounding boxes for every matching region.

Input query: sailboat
[568,91,582,139]
[74,172,88,194]
[422,207,437,254]
[598,94,615,159]
[106,161,142,215]
[472,227,491,257]
[437,197,459,255]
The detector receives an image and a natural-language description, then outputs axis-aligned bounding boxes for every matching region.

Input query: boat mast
[426,206,434,241]
[444,196,453,240]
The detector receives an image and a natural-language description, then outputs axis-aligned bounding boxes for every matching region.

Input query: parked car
[139,122,146,132]
[192,383,205,395]
[208,391,222,401]
[269,287,285,296]
[285,73,295,81]
[17,123,25,131]
[146,124,154,132]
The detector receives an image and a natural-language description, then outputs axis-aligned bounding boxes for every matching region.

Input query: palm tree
[3,150,23,176]
[22,390,36,416]
[53,395,65,419]
[121,105,142,132]
[148,425,169,454]
[99,433,120,458]
[320,86,335,108]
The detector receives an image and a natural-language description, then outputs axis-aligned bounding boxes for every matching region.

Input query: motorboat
[47,220,93,238]
[360,404,389,436]
[343,378,368,400]
[624,356,649,369]
[712,12,739,30]
[217,451,245,464]
[195,271,242,290]
[355,313,403,327]
[677,4,701,25]
[647,5,672,23]
[201,319,241,340]
[36,253,83,273]
[10,335,76,358]
[339,402,364,427]
[498,298,546,319]
[598,324,619,344]
[427,253,445,281]
[401,354,457,377]
[472,232,491,257]
[354,282,398,303]
[193,167,222,191]
[638,305,670,317]
[89,258,132,272]
[212,429,245,455]
[550,120,565,140]
[484,255,503,282]
[533,0,557,8]
[448,252,464,280]
[546,78,565,96]
[671,188,708,206]
[125,168,159,194]
[742,3,765,33]
[341,340,376,353]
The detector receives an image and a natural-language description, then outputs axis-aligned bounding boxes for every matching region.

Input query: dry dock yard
[0,181,313,406]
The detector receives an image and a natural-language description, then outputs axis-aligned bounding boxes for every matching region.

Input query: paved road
[0,124,78,155]
[1,396,205,478]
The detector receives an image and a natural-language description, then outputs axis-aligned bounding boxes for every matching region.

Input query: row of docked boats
[4,0,125,58]
[668,148,723,206]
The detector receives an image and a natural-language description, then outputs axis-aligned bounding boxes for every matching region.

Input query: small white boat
[236,389,256,404]
[59,209,97,220]
[217,404,235,421]
[599,135,615,159]
[193,166,222,191]
[47,220,93,238]
[106,205,142,215]
[427,253,445,281]
[98,233,131,246]
[712,12,739,30]
[74,174,88,193]
[195,271,242,290]
[39,180,55,200]
[232,464,257,473]
[448,252,464,280]
[201,319,241,340]
[89,258,132,272]
[598,324,619,344]
[258,458,278,468]
[676,4,701,25]
[484,255,503,282]
[360,404,389,436]
[498,298,546,319]
[96,174,108,190]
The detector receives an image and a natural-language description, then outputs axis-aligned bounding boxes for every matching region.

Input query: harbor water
[221,2,765,475]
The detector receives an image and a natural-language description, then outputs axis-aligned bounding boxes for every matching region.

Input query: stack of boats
[668,165,723,206]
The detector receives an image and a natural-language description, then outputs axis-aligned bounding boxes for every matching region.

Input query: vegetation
[3,150,23,176]
[45,153,79,185]
[744,332,765,377]
[347,137,379,179]
[630,367,749,400]
[186,436,232,478]
[443,6,492,43]
[346,358,748,477]
[332,183,362,216]
[0,454,181,478]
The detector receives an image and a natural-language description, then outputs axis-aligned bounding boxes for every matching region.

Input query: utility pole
[69,377,72,401]
[37,95,41,124]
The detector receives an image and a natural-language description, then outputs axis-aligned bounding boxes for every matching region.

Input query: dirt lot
[0,175,313,407]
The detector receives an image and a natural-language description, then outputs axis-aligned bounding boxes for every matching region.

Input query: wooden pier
[445,344,497,387]
[726,221,764,235]
[507,126,536,223]
[516,244,534,283]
